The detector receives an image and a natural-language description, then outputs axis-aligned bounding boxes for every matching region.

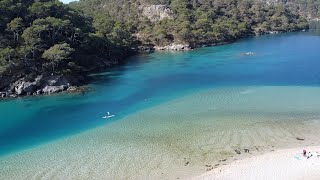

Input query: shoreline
[193,146,320,180]
[149,29,306,51]
[0,29,307,100]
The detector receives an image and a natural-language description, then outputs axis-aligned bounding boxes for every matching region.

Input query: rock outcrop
[154,43,191,51]
[0,74,82,99]
[140,5,173,22]
[42,85,68,94]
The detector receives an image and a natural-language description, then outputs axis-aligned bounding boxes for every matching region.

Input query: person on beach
[303,150,307,157]
[302,150,320,159]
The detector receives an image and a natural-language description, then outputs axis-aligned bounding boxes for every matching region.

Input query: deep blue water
[0,32,319,156]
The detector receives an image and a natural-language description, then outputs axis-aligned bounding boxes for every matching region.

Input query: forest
[0,0,136,95]
[72,0,310,47]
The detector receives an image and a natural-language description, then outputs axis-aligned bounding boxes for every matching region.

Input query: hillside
[264,0,320,18]
[72,0,309,49]
[0,0,316,98]
[0,0,136,98]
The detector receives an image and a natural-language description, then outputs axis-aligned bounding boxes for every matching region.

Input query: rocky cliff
[140,5,173,22]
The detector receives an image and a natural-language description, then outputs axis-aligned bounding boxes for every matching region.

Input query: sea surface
[1,31,320,179]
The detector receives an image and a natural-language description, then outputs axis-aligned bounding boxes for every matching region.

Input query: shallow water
[1,32,320,179]
[2,86,320,179]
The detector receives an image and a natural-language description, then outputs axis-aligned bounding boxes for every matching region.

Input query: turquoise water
[0,31,320,157]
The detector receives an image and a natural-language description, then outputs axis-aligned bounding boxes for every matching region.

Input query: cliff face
[140,5,173,22]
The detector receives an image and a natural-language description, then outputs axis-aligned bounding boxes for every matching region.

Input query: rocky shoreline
[0,29,308,100]
[149,29,307,51]
[0,49,133,100]
[154,43,191,51]
[0,74,86,99]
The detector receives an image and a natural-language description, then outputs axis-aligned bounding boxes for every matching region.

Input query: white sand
[194,146,320,180]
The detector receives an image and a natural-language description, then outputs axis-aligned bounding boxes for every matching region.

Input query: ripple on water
[1,86,320,180]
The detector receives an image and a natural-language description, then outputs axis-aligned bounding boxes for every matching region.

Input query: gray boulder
[45,75,69,86]
[36,89,42,95]
[154,43,191,51]
[11,76,43,95]
[23,82,37,94]
[42,85,68,94]
[14,82,25,95]
[0,92,6,98]
[67,86,78,92]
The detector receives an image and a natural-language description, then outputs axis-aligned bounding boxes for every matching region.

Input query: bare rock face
[14,82,25,95]
[10,75,43,95]
[44,75,69,86]
[41,76,70,94]
[0,92,6,98]
[0,73,86,99]
[22,82,37,94]
[0,75,73,98]
[42,85,68,94]
[141,5,173,22]
[154,43,191,51]
[263,0,281,5]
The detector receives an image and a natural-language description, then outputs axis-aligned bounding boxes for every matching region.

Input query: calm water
[0,32,319,155]
[0,32,320,179]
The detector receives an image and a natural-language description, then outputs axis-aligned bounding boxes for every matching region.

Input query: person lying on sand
[296,150,320,160]
[301,150,320,159]
[303,150,307,157]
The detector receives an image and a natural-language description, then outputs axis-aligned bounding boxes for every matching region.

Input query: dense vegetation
[0,0,317,96]
[285,0,320,18]
[72,0,309,47]
[0,0,136,92]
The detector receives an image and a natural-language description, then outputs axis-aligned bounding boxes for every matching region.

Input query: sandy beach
[194,146,320,180]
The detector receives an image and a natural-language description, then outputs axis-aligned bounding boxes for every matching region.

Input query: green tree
[0,47,16,73]
[0,47,15,65]
[93,13,115,37]
[7,17,24,41]
[42,43,74,74]
[28,1,65,19]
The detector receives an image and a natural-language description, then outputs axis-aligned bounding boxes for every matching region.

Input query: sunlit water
[1,32,320,179]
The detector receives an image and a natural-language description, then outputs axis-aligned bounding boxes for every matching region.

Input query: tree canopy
[0,0,135,90]
[73,0,310,47]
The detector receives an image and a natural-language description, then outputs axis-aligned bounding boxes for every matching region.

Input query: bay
[1,32,320,179]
